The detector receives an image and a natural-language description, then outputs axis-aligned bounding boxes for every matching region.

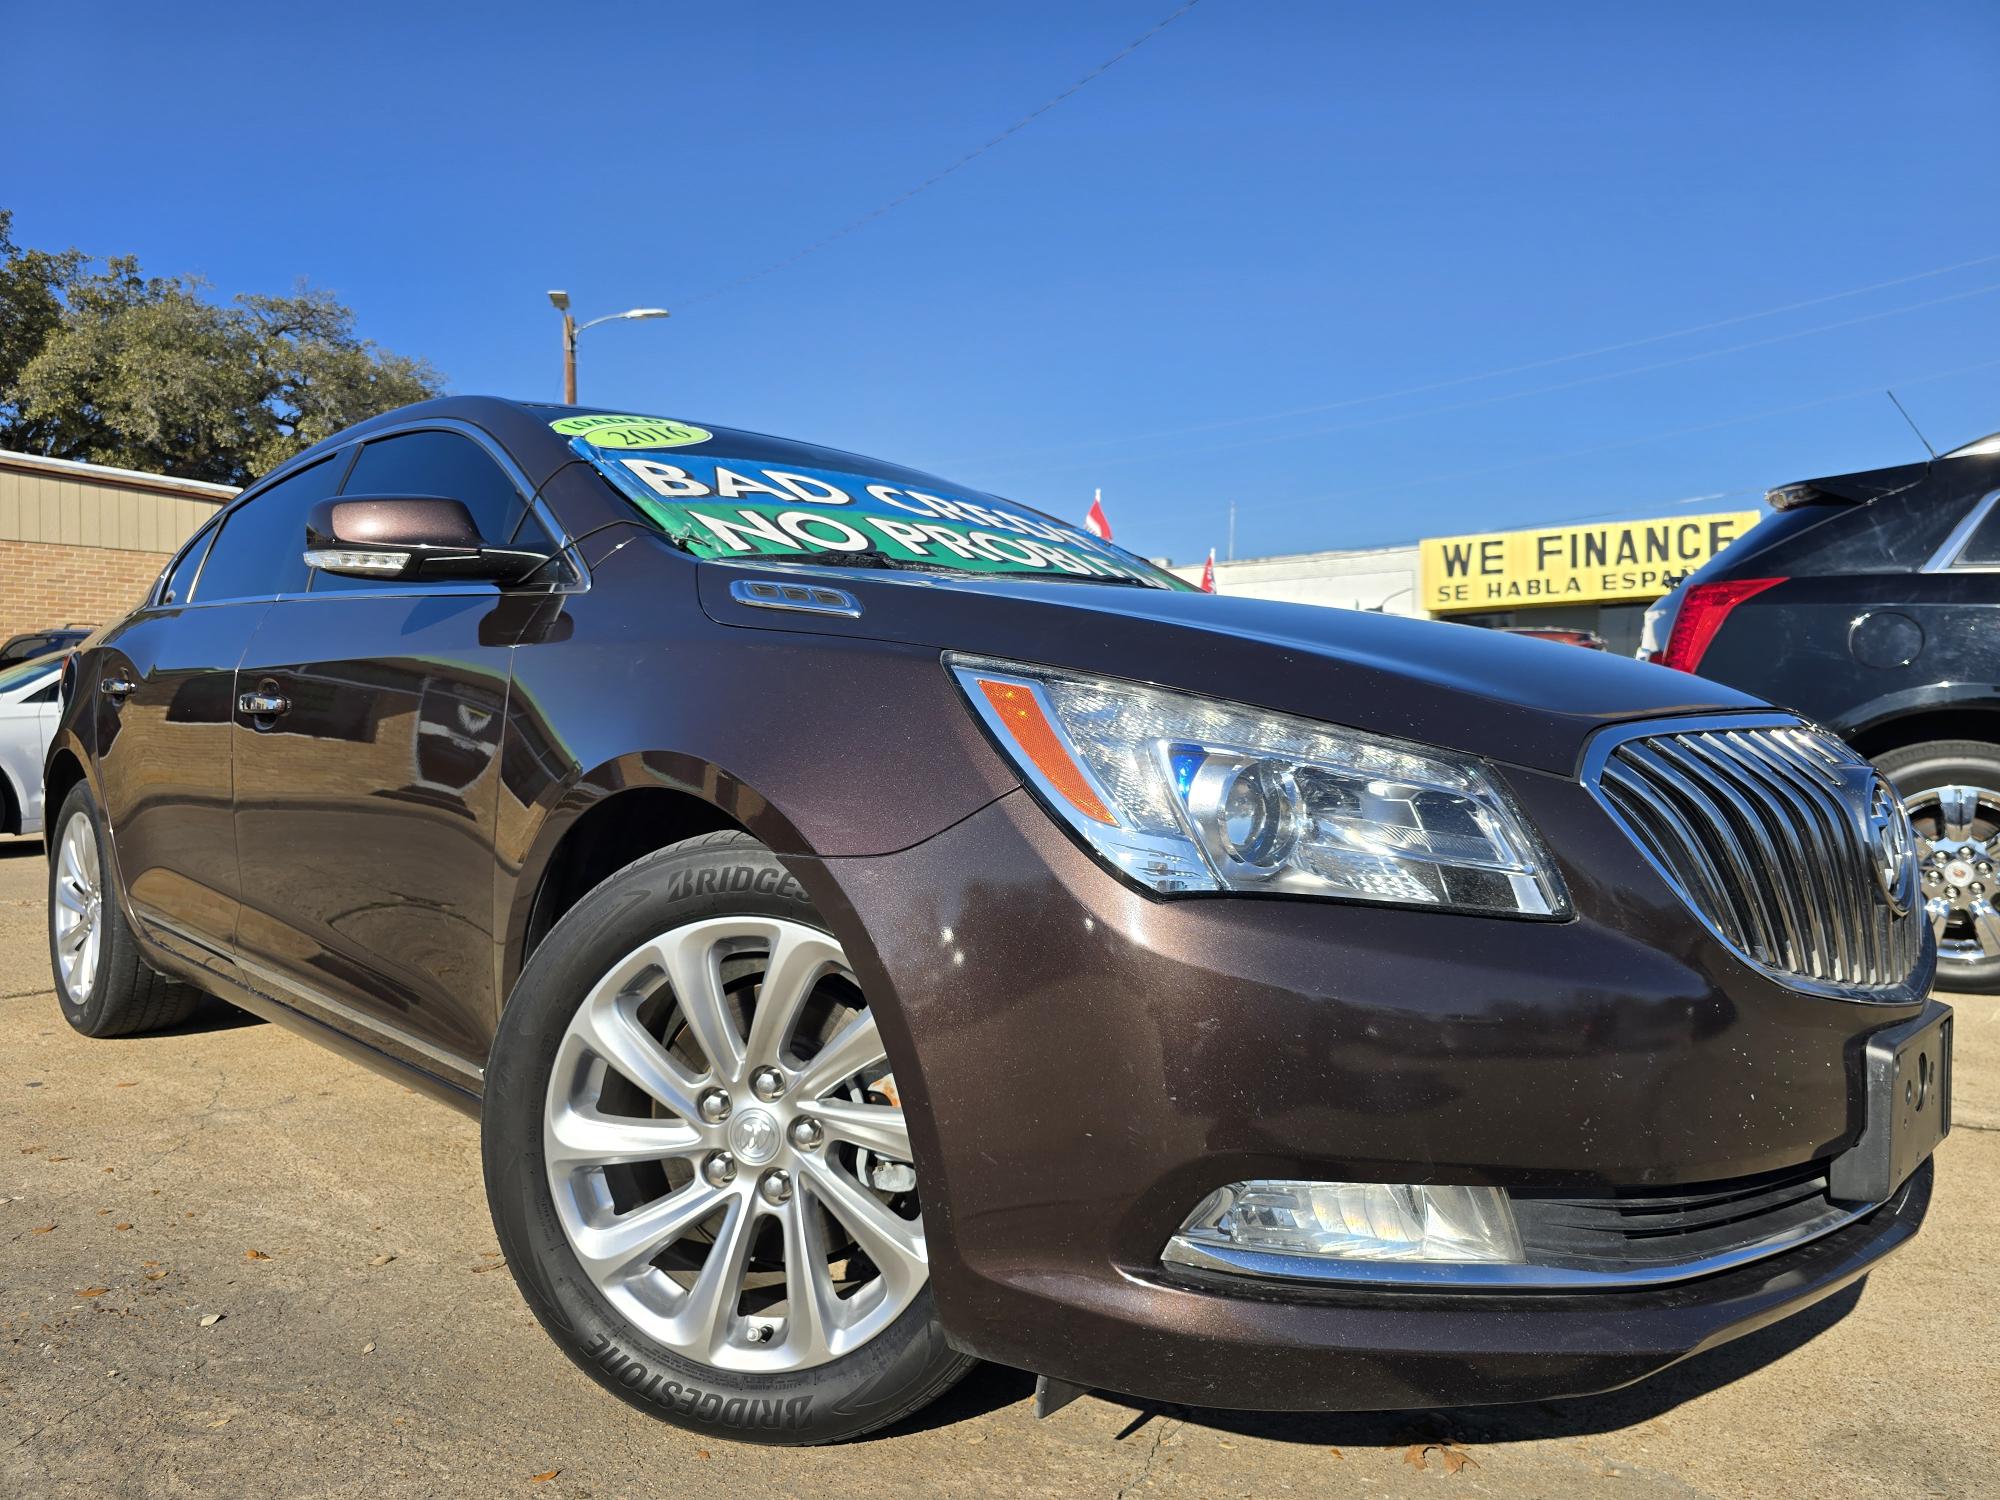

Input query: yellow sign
[1420,511,1761,614]
[550,414,712,449]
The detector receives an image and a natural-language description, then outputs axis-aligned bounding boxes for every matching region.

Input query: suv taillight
[1656,578,1784,673]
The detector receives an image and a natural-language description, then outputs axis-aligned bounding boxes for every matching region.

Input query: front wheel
[482,831,974,1445]
[1876,738,2000,993]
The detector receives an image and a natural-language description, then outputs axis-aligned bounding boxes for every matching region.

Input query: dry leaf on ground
[76,1287,110,1298]
[368,1253,396,1267]
[244,1250,271,1261]
[198,1312,223,1327]
[530,1471,559,1483]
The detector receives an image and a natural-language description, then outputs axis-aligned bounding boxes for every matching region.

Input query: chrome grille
[1589,717,1925,996]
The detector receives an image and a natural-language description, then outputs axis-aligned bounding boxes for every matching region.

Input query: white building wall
[1165,545,1424,617]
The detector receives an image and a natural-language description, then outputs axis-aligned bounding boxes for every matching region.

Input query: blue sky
[9,1,2000,563]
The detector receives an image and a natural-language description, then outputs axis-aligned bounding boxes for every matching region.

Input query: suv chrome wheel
[1909,783,2000,961]
[543,916,924,1373]
[52,808,103,1003]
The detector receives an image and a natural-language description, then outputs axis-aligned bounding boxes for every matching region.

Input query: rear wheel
[48,782,202,1036]
[482,831,973,1445]
[1875,738,2000,993]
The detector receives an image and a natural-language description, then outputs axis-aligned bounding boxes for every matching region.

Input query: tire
[1874,738,2000,994]
[482,831,974,1446]
[47,781,202,1036]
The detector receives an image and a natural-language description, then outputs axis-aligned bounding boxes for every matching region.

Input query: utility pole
[551,294,578,403]
[547,291,669,404]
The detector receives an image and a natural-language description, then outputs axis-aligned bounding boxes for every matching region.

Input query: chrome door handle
[238,691,290,717]
[99,677,138,699]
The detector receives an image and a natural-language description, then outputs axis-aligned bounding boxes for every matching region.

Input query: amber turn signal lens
[973,678,1116,825]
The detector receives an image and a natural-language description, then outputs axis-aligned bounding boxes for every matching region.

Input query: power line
[1226,354,2000,530]
[677,1,1206,309]
[986,278,2000,483]
[939,251,2000,468]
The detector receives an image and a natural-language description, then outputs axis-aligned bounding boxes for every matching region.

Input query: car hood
[695,560,1767,775]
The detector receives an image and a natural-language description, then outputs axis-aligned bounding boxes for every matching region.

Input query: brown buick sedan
[46,397,1949,1444]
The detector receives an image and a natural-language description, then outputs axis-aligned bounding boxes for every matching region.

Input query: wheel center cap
[1948,860,1975,889]
[728,1108,782,1165]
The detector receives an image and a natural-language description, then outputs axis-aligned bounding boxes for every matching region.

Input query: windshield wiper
[743,552,970,578]
[995,569,1169,589]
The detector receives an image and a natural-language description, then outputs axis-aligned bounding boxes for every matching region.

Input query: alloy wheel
[52,809,103,1003]
[542,916,924,1373]
[1908,783,2000,961]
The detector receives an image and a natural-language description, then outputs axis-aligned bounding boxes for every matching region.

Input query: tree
[0,211,444,486]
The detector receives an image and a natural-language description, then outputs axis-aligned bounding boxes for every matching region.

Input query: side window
[1949,497,2000,569]
[193,456,347,602]
[312,430,529,594]
[26,678,59,704]
[158,514,222,606]
[344,431,523,541]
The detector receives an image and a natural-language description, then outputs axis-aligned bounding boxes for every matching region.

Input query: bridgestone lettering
[582,1333,813,1430]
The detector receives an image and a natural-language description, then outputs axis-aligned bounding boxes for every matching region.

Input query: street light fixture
[546,292,669,404]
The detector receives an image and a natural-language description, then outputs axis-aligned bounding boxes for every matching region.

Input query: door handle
[238,691,291,718]
[99,677,138,700]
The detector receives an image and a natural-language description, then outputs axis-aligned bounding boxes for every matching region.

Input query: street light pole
[547,291,668,404]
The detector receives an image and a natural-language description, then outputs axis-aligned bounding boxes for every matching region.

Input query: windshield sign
[571,429,1180,588]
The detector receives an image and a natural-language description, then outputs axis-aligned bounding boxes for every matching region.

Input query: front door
[229,427,545,1083]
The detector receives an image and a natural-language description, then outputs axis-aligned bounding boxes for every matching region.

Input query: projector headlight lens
[949,655,1567,916]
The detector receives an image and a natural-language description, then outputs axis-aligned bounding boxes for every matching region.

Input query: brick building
[0,451,235,640]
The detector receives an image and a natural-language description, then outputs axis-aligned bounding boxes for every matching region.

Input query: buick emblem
[728,1108,782,1165]
[1865,779,1918,917]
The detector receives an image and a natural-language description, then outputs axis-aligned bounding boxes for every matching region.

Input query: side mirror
[304,496,553,586]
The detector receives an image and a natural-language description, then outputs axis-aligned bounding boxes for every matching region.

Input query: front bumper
[790,773,1937,1410]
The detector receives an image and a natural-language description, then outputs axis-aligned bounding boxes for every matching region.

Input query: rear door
[91,460,344,971]
[229,425,545,1083]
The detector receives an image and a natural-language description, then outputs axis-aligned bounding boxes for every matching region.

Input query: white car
[0,652,65,836]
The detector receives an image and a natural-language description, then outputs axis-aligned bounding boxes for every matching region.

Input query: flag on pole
[1199,548,1217,593]
[1083,488,1112,541]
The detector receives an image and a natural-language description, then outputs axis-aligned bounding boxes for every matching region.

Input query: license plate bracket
[1828,1001,1951,1205]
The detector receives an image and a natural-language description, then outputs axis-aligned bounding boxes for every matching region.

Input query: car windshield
[0,652,61,695]
[564,416,1190,591]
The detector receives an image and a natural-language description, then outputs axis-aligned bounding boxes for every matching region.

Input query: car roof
[261,396,1020,511]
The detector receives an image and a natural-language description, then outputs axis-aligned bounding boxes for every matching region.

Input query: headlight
[949,654,1567,917]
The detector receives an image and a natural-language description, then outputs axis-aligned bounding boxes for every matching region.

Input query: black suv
[1644,432,2000,990]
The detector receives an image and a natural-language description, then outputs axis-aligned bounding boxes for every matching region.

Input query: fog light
[1166,1180,1523,1266]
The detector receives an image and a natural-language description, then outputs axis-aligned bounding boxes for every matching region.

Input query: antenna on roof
[1886,388,1938,461]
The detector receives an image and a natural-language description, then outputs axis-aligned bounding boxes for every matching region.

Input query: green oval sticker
[551,414,711,449]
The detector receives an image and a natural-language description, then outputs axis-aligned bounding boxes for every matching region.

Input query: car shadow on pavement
[885,1281,1867,1445]
[1077,1280,1865,1449]
[159,997,267,1035]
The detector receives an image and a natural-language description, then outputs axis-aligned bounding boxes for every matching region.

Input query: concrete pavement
[3,836,1996,1498]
